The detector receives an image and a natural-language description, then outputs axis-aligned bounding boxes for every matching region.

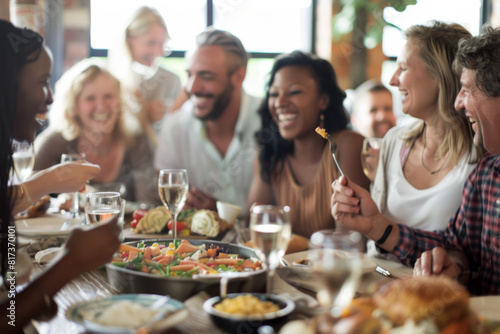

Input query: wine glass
[12,140,34,182]
[249,205,292,294]
[61,153,87,218]
[158,169,188,240]
[309,229,363,317]
[85,192,122,225]
[361,137,382,181]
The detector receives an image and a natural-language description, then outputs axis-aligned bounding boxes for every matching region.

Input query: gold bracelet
[18,184,32,204]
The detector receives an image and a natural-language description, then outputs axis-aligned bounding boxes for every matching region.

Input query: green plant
[333,0,417,49]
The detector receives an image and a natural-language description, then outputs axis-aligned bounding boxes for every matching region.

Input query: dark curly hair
[0,20,44,285]
[454,26,500,97]
[255,50,348,183]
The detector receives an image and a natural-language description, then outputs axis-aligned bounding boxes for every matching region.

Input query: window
[382,0,482,58]
[90,0,314,96]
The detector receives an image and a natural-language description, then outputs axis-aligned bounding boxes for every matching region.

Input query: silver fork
[326,134,344,177]
[376,265,399,279]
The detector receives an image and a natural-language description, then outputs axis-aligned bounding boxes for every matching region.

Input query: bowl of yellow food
[203,293,295,333]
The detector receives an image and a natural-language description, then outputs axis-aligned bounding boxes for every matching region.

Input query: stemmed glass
[249,205,292,294]
[361,138,382,181]
[308,229,363,317]
[12,140,35,182]
[158,169,188,240]
[61,153,86,218]
[85,192,122,225]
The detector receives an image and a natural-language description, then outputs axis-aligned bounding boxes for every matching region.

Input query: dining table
[16,218,416,334]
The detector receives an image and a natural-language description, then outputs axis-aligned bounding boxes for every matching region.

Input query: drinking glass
[250,205,292,294]
[12,140,34,182]
[308,229,363,317]
[61,153,86,218]
[361,138,382,181]
[158,169,188,240]
[85,192,122,226]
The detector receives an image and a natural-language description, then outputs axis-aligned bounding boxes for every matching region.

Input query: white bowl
[216,201,242,224]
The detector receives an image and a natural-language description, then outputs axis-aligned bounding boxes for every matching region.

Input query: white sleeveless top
[383,140,476,231]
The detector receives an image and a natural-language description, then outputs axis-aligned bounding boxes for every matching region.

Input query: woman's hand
[330,176,380,234]
[63,218,121,275]
[32,162,101,193]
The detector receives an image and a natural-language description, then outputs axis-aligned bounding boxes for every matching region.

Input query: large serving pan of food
[106,239,266,301]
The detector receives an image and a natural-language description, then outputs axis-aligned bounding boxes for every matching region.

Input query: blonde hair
[107,6,169,92]
[402,21,479,164]
[48,59,138,147]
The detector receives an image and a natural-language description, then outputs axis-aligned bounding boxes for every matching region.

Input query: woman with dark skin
[247,51,369,238]
[0,20,120,332]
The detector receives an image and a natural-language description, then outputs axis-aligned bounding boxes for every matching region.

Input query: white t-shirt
[382,135,476,231]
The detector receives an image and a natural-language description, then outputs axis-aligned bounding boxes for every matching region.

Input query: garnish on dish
[112,240,262,278]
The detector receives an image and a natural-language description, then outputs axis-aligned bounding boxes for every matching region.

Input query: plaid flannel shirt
[392,153,500,295]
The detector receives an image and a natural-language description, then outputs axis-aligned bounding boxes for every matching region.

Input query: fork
[326,134,344,177]
[375,265,399,279]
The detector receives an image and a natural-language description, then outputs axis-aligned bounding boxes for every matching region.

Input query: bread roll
[373,275,470,330]
[134,206,171,234]
[190,210,228,237]
[27,195,51,217]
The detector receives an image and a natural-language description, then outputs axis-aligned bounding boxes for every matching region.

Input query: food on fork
[315,126,328,139]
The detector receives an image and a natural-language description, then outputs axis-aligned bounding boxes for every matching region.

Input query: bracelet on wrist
[18,184,32,204]
[375,225,393,245]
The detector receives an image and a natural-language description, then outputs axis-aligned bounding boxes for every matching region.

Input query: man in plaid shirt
[331,26,500,295]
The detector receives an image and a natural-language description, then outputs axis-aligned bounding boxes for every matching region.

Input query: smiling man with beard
[154,28,261,213]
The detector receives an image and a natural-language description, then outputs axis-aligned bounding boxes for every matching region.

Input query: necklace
[421,128,448,175]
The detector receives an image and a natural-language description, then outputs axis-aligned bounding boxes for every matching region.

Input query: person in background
[155,28,261,213]
[34,60,159,207]
[108,6,183,147]
[0,20,120,332]
[365,21,480,259]
[350,79,396,139]
[330,25,500,296]
[247,51,370,238]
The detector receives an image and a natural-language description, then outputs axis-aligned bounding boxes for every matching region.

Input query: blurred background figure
[351,79,396,139]
[107,6,183,147]
[34,59,159,208]
[247,51,370,238]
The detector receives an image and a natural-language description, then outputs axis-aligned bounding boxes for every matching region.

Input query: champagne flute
[12,140,35,182]
[61,153,87,218]
[85,192,121,225]
[250,205,292,294]
[309,229,363,317]
[158,169,188,240]
[361,137,382,181]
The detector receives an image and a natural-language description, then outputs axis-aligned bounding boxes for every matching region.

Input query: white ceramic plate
[15,215,78,238]
[470,296,500,321]
[277,250,377,292]
[66,294,188,334]
[281,250,377,274]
